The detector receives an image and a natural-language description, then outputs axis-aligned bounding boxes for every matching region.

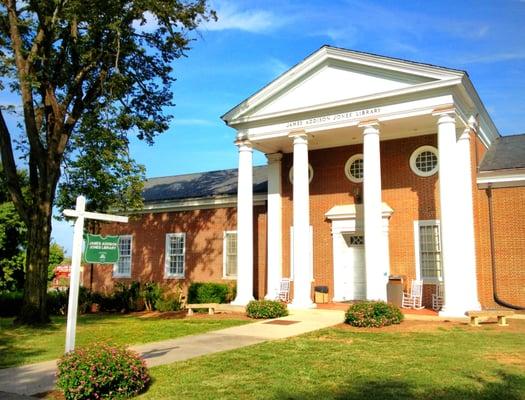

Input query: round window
[344,154,364,183]
[410,146,439,177]
[289,164,314,184]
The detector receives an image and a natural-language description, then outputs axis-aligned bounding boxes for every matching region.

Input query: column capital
[359,119,380,136]
[468,115,478,131]
[266,152,283,163]
[288,130,309,144]
[432,106,456,124]
[235,139,253,152]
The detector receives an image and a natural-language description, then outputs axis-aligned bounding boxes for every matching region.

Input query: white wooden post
[63,195,128,353]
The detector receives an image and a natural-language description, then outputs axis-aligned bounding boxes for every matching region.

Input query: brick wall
[84,205,267,299]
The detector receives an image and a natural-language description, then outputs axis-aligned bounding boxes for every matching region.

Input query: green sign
[83,234,120,264]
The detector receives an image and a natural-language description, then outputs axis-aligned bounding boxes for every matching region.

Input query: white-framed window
[290,225,313,281]
[223,231,237,279]
[289,164,314,184]
[344,154,364,183]
[410,145,439,177]
[165,233,186,278]
[113,235,132,278]
[414,220,442,282]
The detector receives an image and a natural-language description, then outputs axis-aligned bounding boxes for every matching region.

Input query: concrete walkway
[0,309,344,397]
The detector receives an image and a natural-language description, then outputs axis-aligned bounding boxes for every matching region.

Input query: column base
[439,301,481,318]
[230,296,255,306]
[288,299,317,309]
[264,292,279,301]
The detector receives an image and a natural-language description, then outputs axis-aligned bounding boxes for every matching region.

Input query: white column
[265,153,283,300]
[231,140,254,305]
[434,109,479,316]
[289,131,315,308]
[360,120,388,301]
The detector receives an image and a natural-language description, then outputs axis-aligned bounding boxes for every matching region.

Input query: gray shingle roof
[143,165,268,202]
[479,134,525,172]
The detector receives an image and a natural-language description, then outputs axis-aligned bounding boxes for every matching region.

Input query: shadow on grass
[273,372,525,400]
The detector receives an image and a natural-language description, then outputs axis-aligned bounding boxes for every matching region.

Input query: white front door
[334,232,366,301]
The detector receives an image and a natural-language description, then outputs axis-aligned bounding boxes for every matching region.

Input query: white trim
[222,231,237,279]
[164,233,186,279]
[129,194,267,214]
[409,145,439,177]
[113,235,133,278]
[477,169,525,188]
[413,220,442,283]
[289,164,314,184]
[344,154,364,183]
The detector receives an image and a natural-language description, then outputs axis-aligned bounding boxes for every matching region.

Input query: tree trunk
[17,205,53,325]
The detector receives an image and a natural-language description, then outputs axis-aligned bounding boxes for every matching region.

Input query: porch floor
[316,302,439,316]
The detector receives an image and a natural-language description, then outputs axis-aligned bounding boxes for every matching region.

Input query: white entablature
[221,46,499,151]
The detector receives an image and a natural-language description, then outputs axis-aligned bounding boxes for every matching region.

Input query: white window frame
[344,154,364,183]
[113,235,132,278]
[223,231,237,279]
[414,220,443,283]
[165,233,186,279]
[290,225,313,281]
[409,145,439,177]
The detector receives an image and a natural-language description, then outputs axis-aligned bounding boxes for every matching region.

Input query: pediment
[223,46,465,124]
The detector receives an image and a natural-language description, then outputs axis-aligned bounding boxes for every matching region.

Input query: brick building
[85,46,525,316]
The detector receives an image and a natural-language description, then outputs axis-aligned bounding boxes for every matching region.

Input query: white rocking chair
[432,283,444,311]
[401,279,424,309]
[278,278,291,303]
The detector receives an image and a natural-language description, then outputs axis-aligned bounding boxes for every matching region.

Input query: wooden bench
[466,310,515,327]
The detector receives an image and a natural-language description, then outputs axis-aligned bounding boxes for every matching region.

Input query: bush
[187,282,230,304]
[246,300,288,319]
[154,295,182,312]
[56,343,150,400]
[344,301,404,328]
[0,291,22,317]
[47,289,68,315]
[141,282,162,311]
[113,282,141,313]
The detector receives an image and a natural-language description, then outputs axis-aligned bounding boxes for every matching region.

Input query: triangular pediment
[222,46,465,124]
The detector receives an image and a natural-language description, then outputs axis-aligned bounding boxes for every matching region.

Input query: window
[223,231,237,279]
[343,233,364,246]
[414,220,442,282]
[165,233,186,278]
[113,235,132,278]
[410,146,439,177]
[288,164,314,184]
[344,154,364,183]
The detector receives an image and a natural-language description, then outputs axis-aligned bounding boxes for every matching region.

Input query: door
[339,233,366,300]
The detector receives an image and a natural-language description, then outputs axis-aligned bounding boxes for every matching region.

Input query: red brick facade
[86,134,524,309]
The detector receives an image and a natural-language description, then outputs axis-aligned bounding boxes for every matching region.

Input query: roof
[142,166,268,203]
[479,134,525,172]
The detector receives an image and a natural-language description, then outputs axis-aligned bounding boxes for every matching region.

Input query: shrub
[141,282,162,311]
[188,282,231,304]
[0,291,23,317]
[246,300,288,319]
[47,289,68,315]
[344,301,404,328]
[56,343,150,400]
[113,282,141,312]
[154,295,182,312]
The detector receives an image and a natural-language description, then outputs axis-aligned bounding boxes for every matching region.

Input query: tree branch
[0,109,29,223]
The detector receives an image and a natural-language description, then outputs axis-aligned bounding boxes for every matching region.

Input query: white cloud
[457,50,525,64]
[266,58,289,77]
[132,11,159,33]
[205,1,286,33]
[173,118,216,126]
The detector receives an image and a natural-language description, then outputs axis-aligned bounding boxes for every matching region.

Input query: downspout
[486,185,525,310]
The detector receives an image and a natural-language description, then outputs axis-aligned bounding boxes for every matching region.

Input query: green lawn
[0,313,249,369]
[139,322,525,400]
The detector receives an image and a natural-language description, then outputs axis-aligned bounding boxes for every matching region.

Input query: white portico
[222,46,498,316]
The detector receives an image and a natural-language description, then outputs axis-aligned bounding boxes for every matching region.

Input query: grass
[139,322,525,400]
[0,313,249,369]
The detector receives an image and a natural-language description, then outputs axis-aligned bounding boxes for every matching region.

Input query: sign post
[63,195,128,353]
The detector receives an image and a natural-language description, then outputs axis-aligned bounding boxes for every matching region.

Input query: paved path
[0,309,344,396]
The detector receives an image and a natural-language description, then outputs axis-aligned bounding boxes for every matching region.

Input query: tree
[0,0,216,323]
[47,242,65,281]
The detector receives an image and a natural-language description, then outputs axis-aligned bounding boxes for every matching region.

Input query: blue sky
[2,0,525,254]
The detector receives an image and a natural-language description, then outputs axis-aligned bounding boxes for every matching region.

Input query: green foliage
[141,282,162,311]
[154,295,183,312]
[0,291,23,317]
[46,289,68,315]
[187,282,232,304]
[56,343,150,400]
[246,300,288,319]
[47,243,65,282]
[344,301,404,328]
[113,282,142,313]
